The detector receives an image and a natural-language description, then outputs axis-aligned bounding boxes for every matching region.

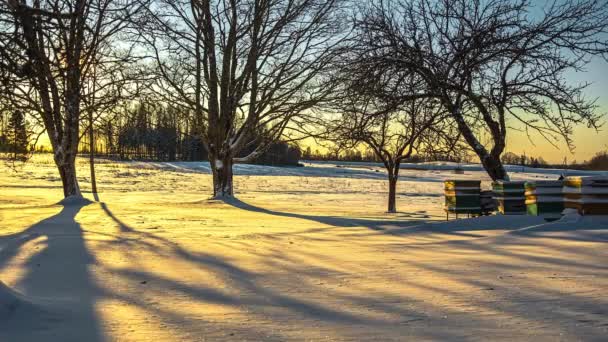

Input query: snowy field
[1,154,607,341]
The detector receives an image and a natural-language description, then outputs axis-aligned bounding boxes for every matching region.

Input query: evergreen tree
[7,110,28,160]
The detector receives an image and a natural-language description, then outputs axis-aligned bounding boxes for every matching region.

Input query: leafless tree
[135,0,348,198]
[351,0,608,181]
[324,68,457,212]
[330,97,455,213]
[0,0,144,199]
[81,51,147,198]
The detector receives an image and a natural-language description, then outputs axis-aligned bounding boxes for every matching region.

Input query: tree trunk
[387,174,397,213]
[89,69,97,196]
[480,153,509,181]
[57,157,82,198]
[89,111,97,195]
[211,155,234,198]
[450,106,509,181]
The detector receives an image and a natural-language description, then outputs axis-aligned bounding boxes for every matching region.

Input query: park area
[1,155,608,341]
[3,0,608,340]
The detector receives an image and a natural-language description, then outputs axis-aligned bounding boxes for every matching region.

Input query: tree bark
[57,156,82,198]
[387,174,397,213]
[211,155,234,198]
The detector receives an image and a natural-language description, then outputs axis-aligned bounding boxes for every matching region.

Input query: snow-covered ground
[1,155,607,341]
[129,159,608,179]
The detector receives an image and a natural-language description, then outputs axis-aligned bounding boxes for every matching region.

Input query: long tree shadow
[223,197,428,232]
[222,197,550,239]
[0,200,105,342]
[4,196,594,340]
[98,201,608,340]
[95,203,429,331]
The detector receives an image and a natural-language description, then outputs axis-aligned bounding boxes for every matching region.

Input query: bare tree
[351,0,608,181]
[328,96,454,212]
[323,67,458,212]
[0,0,143,199]
[135,0,348,198]
[81,46,146,198]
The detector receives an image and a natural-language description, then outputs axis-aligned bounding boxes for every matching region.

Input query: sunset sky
[30,26,608,165]
[34,58,606,164]
[505,56,607,164]
[302,56,608,164]
[498,0,608,163]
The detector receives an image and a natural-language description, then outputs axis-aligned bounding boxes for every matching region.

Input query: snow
[1,154,607,341]
[58,195,93,206]
[0,280,21,318]
[118,159,608,181]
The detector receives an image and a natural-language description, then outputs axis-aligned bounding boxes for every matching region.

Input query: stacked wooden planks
[493,181,527,215]
[525,180,564,219]
[563,176,608,215]
[444,180,481,219]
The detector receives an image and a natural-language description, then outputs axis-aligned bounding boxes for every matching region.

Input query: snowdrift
[533,211,608,230]
[426,211,608,240]
[429,214,546,232]
[57,195,93,206]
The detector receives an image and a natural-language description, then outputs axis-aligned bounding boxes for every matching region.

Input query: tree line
[301,146,472,164]
[501,151,608,171]
[81,101,301,165]
[0,0,607,212]
[0,100,302,165]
